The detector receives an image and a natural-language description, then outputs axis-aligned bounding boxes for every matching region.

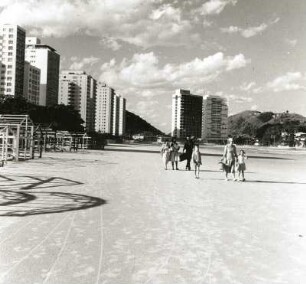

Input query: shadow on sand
[0,190,36,207]
[0,175,106,217]
[0,190,106,217]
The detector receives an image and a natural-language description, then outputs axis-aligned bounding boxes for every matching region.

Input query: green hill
[125,111,165,137]
[228,110,306,145]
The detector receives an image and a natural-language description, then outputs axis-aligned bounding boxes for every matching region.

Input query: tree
[0,98,84,132]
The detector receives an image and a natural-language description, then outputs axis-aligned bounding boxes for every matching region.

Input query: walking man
[183,136,194,171]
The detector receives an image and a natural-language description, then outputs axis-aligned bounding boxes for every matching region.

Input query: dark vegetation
[0,98,165,139]
[125,110,165,137]
[228,110,306,145]
[0,97,84,132]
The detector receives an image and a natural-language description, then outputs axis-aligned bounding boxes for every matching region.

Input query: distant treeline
[0,97,84,132]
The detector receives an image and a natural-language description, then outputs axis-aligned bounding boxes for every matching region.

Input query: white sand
[0,145,306,284]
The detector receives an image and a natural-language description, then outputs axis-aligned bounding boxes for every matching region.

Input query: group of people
[160,137,202,179]
[160,136,247,181]
[221,137,247,181]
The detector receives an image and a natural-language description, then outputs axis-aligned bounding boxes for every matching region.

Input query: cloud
[251,105,258,110]
[0,0,200,48]
[252,87,263,94]
[240,23,268,38]
[135,100,159,118]
[215,91,253,104]
[203,20,213,27]
[226,54,249,70]
[99,51,249,127]
[69,56,100,70]
[199,0,237,16]
[100,38,122,51]
[221,17,279,38]
[285,39,297,47]
[240,81,256,92]
[99,51,249,90]
[267,72,306,92]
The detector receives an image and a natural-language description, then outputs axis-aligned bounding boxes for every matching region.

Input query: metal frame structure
[0,125,9,165]
[36,126,91,152]
[0,114,35,162]
[0,115,93,164]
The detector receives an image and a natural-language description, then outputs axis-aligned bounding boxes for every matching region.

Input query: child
[192,144,202,179]
[170,138,180,170]
[237,149,247,181]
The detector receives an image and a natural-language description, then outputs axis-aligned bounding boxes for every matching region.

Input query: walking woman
[222,137,238,181]
[161,141,171,170]
[170,138,180,170]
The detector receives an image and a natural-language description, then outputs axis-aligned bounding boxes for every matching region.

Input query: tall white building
[58,71,96,132]
[0,24,26,98]
[118,96,126,136]
[112,94,120,136]
[171,89,203,138]
[202,95,228,143]
[0,60,3,88]
[23,61,40,105]
[95,82,115,134]
[95,82,126,136]
[25,37,60,106]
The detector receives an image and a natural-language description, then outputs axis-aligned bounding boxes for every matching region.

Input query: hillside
[228,110,306,145]
[125,110,165,137]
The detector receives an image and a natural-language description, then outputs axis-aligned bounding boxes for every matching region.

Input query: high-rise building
[25,37,60,106]
[118,96,126,136]
[112,94,120,136]
[202,95,228,143]
[58,71,96,132]
[23,61,40,105]
[87,77,96,133]
[0,24,26,98]
[0,61,3,88]
[171,89,203,138]
[95,82,126,136]
[95,82,115,134]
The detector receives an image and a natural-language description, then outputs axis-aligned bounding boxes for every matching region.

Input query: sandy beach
[0,144,306,284]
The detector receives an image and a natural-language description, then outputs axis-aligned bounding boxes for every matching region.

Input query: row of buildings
[172,89,228,143]
[59,71,126,135]
[0,24,126,135]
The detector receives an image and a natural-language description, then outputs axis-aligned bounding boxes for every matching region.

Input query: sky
[0,0,305,133]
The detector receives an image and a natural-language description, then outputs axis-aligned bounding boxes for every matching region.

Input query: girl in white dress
[170,138,180,170]
[192,144,202,179]
[237,149,247,181]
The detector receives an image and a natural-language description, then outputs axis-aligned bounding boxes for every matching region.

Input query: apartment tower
[58,71,96,132]
[202,95,228,143]
[171,89,203,138]
[0,24,26,98]
[118,96,126,136]
[95,83,115,134]
[23,61,40,105]
[25,37,60,106]
[95,82,126,136]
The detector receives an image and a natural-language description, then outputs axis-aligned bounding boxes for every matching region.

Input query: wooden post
[15,125,20,161]
[30,126,34,159]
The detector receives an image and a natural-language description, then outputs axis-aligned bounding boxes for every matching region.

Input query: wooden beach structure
[0,114,36,163]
